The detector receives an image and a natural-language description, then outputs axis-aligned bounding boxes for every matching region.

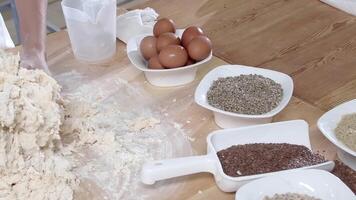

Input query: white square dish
[194,65,294,128]
[317,99,356,170]
[126,29,212,87]
[235,169,355,200]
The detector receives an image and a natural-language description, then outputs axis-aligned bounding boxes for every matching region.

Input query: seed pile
[217,143,326,177]
[263,193,321,200]
[207,75,283,115]
[332,160,356,194]
[335,113,356,151]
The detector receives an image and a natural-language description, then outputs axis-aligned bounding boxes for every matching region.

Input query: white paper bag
[321,0,356,16]
[0,14,14,49]
[116,7,158,44]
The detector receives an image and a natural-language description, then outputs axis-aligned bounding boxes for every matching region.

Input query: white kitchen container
[62,0,116,62]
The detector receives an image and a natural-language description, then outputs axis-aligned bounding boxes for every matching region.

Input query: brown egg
[181,26,204,48]
[148,56,164,69]
[158,45,188,68]
[156,32,181,52]
[187,36,212,61]
[186,58,195,66]
[140,36,158,60]
[153,18,176,37]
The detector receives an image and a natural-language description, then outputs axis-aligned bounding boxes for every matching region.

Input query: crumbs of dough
[0,50,78,200]
[128,117,160,132]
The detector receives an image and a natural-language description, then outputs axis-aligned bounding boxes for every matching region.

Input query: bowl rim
[194,64,294,119]
[317,99,356,157]
[235,169,354,200]
[126,29,213,73]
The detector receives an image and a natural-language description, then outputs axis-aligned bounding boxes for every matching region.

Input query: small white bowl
[126,29,212,87]
[235,169,355,200]
[317,99,356,170]
[194,65,294,128]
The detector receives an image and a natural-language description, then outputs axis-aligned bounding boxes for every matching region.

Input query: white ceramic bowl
[194,65,294,128]
[236,169,355,200]
[126,29,212,87]
[317,99,356,170]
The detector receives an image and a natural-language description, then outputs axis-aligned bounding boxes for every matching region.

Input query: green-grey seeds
[207,74,283,115]
[335,113,356,151]
[264,193,322,200]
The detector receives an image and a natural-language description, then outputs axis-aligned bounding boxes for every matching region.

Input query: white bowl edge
[194,64,294,119]
[235,169,355,200]
[317,99,356,157]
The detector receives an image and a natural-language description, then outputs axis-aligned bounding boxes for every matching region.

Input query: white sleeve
[0,13,15,49]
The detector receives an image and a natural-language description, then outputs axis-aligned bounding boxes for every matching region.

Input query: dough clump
[0,50,77,200]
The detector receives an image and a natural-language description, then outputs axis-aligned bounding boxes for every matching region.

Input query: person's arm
[15,0,50,74]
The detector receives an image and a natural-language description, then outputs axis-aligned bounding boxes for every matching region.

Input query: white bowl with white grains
[194,65,294,128]
[235,169,355,200]
[318,99,356,170]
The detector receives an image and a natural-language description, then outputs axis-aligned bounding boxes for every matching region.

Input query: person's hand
[15,0,50,75]
[19,49,51,75]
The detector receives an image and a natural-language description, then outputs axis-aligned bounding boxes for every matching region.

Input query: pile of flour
[0,51,78,199]
[0,51,192,199]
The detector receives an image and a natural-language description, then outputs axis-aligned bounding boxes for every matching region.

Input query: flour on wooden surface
[57,69,192,199]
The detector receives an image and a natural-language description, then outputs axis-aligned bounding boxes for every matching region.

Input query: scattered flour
[61,97,165,199]
[173,122,196,142]
[57,71,192,199]
[128,117,161,132]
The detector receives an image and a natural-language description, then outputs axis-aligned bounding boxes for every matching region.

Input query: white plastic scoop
[141,120,335,192]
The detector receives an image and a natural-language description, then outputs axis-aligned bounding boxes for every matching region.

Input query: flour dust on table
[56,66,193,199]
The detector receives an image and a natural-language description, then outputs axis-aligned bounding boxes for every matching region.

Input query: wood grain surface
[130,0,356,111]
[29,0,356,199]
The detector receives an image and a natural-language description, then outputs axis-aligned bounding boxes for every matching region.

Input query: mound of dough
[0,50,77,199]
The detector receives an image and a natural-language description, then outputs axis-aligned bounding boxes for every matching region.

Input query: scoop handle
[141,155,215,185]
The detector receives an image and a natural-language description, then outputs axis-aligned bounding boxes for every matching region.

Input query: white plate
[141,120,334,192]
[236,169,355,200]
[317,99,356,170]
[194,65,294,128]
[126,29,212,87]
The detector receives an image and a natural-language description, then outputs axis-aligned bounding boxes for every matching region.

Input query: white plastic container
[61,0,116,62]
[141,120,334,192]
[236,169,355,200]
[126,29,212,87]
[194,65,294,128]
[318,99,356,170]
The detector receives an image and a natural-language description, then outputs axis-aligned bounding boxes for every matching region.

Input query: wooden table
[38,0,356,199]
